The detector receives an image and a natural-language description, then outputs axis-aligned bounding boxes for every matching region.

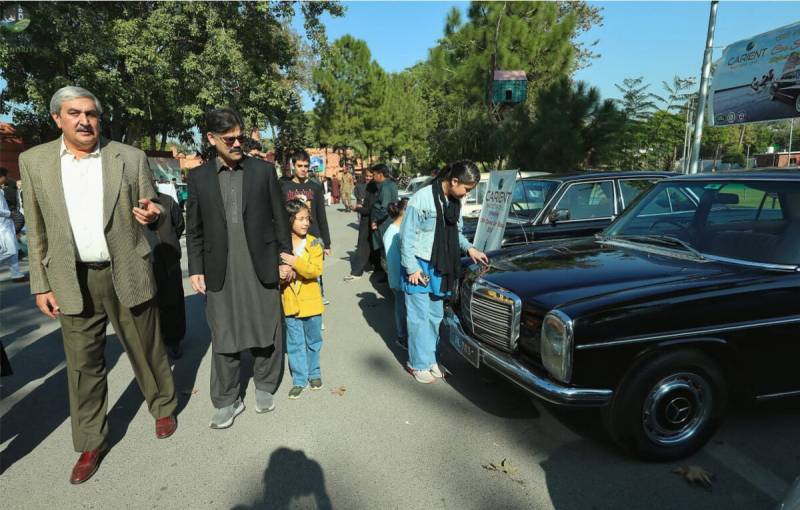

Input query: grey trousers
[210,344,283,408]
[59,265,177,452]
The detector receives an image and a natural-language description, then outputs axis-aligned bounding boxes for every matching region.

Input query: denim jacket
[399,184,472,275]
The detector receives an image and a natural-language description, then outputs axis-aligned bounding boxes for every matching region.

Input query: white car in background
[462,171,550,218]
[398,176,432,199]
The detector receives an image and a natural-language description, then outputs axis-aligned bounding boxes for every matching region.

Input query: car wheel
[603,349,728,461]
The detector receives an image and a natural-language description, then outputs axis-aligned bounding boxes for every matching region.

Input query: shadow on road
[0,329,126,474]
[1,293,212,471]
[355,290,406,370]
[231,448,331,510]
[539,401,800,510]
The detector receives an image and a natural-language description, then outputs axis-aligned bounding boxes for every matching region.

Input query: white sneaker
[429,363,444,379]
[407,363,436,384]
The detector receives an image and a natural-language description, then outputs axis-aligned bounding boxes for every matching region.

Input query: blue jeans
[285,315,323,387]
[405,291,444,370]
[392,289,407,339]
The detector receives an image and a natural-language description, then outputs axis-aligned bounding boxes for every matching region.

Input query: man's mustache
[76,125,94,133]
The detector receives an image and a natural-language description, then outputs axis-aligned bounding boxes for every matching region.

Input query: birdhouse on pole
[492,70,528,105]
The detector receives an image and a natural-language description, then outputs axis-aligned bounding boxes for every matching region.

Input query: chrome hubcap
[643,372,712,446]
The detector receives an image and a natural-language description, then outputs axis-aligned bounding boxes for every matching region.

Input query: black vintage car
[462,171,675,247]
[446,170,800,460]
[769,65,800,113]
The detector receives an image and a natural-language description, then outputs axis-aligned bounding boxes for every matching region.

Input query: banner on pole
[472,170,517,252]
[710,21,800,126]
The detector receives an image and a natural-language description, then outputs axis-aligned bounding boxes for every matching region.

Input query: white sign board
[472,170,517,252]
[710,21,800,126]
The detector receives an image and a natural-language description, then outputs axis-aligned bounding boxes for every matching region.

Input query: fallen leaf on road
[331,386,347,396]
[482,459,519,476]
[672,465,714,490]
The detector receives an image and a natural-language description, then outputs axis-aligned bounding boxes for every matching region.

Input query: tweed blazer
[19,138,161,315]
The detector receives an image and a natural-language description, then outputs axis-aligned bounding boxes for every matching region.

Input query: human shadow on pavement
[0,329,126,475]
[356,291,407,369]
[108,293,212,448]
[231,448,332,510]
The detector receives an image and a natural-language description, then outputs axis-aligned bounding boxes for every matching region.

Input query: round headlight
[541,311,574,383]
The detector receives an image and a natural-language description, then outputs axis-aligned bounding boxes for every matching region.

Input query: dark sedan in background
[462,171,675,247]
[446,170,800,460]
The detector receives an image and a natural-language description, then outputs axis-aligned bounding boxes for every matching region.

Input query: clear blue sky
[4,2,799,121]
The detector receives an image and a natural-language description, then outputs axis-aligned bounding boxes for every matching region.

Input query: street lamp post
[688,0,719,174]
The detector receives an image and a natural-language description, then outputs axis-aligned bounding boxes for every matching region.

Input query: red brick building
[0,123,27,181]
[755,151,800,168]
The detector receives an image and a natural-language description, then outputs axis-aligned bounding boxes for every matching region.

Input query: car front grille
[460,279,521,352]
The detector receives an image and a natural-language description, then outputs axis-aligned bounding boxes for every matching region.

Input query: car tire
[603,349,728,461]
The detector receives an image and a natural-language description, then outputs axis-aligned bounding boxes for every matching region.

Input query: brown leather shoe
[155,415,177,439]
[69,448,106,485]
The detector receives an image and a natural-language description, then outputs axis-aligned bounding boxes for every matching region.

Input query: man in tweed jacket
[19,86,178,484]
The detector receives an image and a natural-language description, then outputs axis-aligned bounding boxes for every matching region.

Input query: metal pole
[682,97,694,173]
[789,118,795,161]
[688,0,719,174]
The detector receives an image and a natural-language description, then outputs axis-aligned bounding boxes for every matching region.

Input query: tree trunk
[159,132,167,152]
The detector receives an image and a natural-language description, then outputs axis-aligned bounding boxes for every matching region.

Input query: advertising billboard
[710,21,800,126]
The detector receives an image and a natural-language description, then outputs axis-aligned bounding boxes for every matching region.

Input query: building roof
[493,70,527,81]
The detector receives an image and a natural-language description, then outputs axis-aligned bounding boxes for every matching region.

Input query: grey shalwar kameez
[207,162,283,408]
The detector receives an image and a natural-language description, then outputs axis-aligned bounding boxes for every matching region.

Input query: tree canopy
[0,1,344,148]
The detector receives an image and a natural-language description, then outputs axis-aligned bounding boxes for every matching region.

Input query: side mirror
[549,209,570,224]
[714,192,739,205]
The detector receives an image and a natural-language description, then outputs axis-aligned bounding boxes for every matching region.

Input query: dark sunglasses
[214,134,248,147]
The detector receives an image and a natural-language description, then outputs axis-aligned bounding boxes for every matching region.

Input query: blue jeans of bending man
[285,314,323,387]
[405,291,444,370]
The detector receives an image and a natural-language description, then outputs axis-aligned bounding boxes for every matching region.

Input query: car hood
[473,238,741,311]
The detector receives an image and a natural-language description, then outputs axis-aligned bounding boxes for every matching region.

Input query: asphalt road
[1,205,798,509]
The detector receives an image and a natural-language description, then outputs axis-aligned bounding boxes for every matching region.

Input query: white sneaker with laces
[407,363,436,384]
[429,363,444,379]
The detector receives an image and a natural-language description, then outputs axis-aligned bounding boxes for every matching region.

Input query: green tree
[313,35,387,161]
[423,1,584,168]
[510,78,624,172]
[0,1,343,146]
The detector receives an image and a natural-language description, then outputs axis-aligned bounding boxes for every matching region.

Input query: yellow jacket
[281,234,324,318]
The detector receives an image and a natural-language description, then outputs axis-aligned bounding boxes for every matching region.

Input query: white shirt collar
[60,136,101,158]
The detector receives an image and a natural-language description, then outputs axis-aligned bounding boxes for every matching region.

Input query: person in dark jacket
[279,150,331,253]
[145,190,186,360]
[345,168,380,280]
[370,163,399,252]
[186,108,292,429]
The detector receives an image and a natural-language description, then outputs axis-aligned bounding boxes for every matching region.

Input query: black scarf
[430,180,461,295]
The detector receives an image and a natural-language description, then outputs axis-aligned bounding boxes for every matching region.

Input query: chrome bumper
[443,310,613,407]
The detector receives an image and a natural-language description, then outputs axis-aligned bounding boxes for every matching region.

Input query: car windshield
[405,179,428,194]
[604,179,800,267]
[509,180,559,219]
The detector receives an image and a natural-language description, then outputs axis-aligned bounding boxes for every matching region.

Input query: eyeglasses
[214,134,248,147]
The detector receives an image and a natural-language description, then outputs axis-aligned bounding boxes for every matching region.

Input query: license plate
[450,325,480,368]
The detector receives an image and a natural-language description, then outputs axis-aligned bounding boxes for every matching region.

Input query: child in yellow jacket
[280,199,325,400]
